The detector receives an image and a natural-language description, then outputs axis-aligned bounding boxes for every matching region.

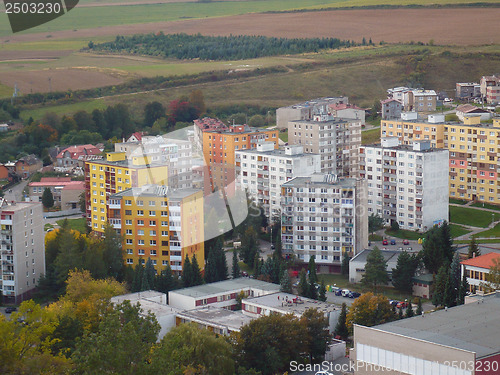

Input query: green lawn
[385,228,423,240]
[279,131,288,143]
[455,239,500,244]
[449,198,468,205]
[470,202,500,212]
[473,223,500,239]
[56,218,87,233]
[20,99,107,122]
[362,127,381,145]
[369,233,383,241]
[449,206,498,228]
[449,224,471,238]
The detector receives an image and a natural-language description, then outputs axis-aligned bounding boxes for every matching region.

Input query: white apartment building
[0,200,45,304]
[288,114,361,177]
[235,143,321,219]
[281,174,368,273]
[360,137,449,231]
[114,134,193,189]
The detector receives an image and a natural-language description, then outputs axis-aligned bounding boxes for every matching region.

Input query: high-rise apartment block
[288,115,361,177]
[0,200,45,304]
[193,117,227,153]
[84,152,168,233]
[109,185,204,274]
[202,125,279,191]
[235,143,321,219]
[281,174,368,272]
[360,137,449,231]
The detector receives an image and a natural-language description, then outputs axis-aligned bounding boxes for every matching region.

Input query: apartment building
[0,200,45,304]
[461,252,500,293]
[380,98,403,120]
[486,85,500,105]
[445,116,500,203]
[287,114,361,177]
[281,174,368,272]
[360,137,449,230]
[84,152,168,233]
[276,96,348,129]
[28,177,84,208]
[480,74,500,98]
[193,117,227,153]
[114,134,193,189]
[455,82,481,100]
[202,125,279,191]
[235,143,321,219]
[381,112,446,149]
[386,87,437,112]
[109,184,204,274]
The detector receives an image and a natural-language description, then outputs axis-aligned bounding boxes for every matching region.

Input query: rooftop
[362,142,448,154]
[283,174,357,189]
[370,292,500,358]
[29,179,84,188]
[461,252,500,270]
[235,145,319,159]
[170,278,280,298]
[57,144,102,160]
[351,248,401,265]
[456,104,491,113]
[0,199,41,212]
[282,97,348,109]
[111,184,201,200]
[204,124,275,135]
[178,306,255,331]
[244,292,338,315]
[111,291,181,317]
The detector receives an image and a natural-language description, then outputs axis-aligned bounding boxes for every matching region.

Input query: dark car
[271,244,275,250]
[348,291,361,299]
[5,306,17,313]
[389,300,398,307]
[403,239,410,245]
[382,239,388,245]
[335,289,343,296]
[390,239,396,245]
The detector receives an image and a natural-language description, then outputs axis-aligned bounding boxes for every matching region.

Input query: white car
[315,371,333,375]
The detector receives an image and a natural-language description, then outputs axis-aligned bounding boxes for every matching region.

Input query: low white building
[176,306,255,335]
[242,292,340,332]
[111,290,181,339]
[461,252,500,293]
[349,249,400,284]
[235,142,321,218]
[168,278,280,311]
[360,137,449,231]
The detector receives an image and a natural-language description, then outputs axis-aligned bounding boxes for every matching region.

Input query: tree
[308,256,318,284]
[449,251,461,300]
[191,255,204,286]
[346,293,394,332]
[143,258,155,290]
[368,213,384,235]
[360,247,388,291]
[335,303,349,340]
[341,251,350,278]
[189,89,206,117]
[458,274,469,305]
[155,265,178,298]
[150,322,234,375]
[415,298,423,316]
[392,251,419,294]
[301,308,332,363]
[232,250,241,279]
[280,269,292,294]
[390,220,400,232]
[405,300,414,318]
[318,279,327,302]
[101,223,124,280]
[432,265,448,307]
[248,114,265,127]
[143,101,165,127]
[132,264,144,292]
[182,255,193,287]
[298,269,309,298]
[467,237,481,259]
[420,222,455,275]
[236,313,307,375]
[72,301,160,375]
[483,257,500,292]
[443,275,456,308]
[240,227,259,267]
[42,187,54,209]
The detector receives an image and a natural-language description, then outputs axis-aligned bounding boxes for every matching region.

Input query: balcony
[0,219,12,226]
[109,219,121,229]
[170,255,183,262]
[171,265,182,271]
[170,245,181,251]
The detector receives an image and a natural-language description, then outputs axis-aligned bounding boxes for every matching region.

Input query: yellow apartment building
[84,152,169,233]
[109,185,204,274]
[445,116,500,203]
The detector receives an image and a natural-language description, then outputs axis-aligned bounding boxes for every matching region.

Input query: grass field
[470,202,500,212]
[449,206,498,228]
[362,127,381,145]
[449,224,471,238]
[56,218,87,233]
[20,99,107,121]
[473,223,500,239]
[449,198,467,205]
[385,228,423,240]
[0,83,11,97]
[279,131,288,143]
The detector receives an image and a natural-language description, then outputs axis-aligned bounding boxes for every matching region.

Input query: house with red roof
[456,104,492,121]
[461,252,500,293]
[56,144,102,168]
[127,132,144,143]
[328,103,366,123]
[28,177,84,209]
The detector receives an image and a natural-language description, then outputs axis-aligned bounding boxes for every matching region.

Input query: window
[150,230,156,236]
[149,220,156,226]
[149,201,156,206]
[150,240,157,246]
[137,200,143,206]
[149,211,156,216]
[137,210,144,216]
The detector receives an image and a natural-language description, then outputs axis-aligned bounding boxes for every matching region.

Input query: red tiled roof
[381,98,402,104]
[29,180,82,188]
[456,104,490,114]
[40,177,71,183]
[62,182,85,190]
[461,252,500,270]
[194,117,227,131]
[129,132,143,142]
[56,145,101,160]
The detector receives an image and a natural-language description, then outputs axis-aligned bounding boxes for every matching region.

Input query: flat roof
[235,147,319,159]
[351,248,401,265]
[283,175,357,189]
[362,143,448,153]
[244,292,339,315]
[111,184,201,200]
[111,291,182,317]
[178,306,255,331]
[170,278,280,299]
[371,292,500,358]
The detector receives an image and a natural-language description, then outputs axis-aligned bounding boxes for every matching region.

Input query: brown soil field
[2,8,500,45]
[0,68,125,93]
[0,50,73,61]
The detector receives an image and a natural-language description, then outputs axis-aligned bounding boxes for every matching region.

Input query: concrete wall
[325,339,346,361]
[168,291,195,310]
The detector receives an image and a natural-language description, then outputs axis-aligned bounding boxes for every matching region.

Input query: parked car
[5,306,17,313]
[334,289,343,296]
[240,271,248,277]
[403,239,410,245]
[390,239,396,245]
[407,247,413,251]
[389,300,398,307]
[271,244,275,250]
[382,239,388,245]
[398,247,403,251]
[348,291,361,299]
[341,289,351,297]
[293,281,299,287]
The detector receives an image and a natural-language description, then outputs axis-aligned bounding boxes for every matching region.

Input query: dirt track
[2,8,500,45]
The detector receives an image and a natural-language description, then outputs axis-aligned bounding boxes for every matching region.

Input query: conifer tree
[318,280,327,302]
[191,255,203,286]
[182,255,192,288]
[335,303,349,340]
[232,250,240,279]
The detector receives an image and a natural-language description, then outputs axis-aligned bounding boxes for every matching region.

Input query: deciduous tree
[346,293,394,332]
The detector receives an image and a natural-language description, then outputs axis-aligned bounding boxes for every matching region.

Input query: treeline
[87,33,355,61]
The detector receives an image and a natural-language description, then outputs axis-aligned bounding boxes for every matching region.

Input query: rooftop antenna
[11,83,19,105]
